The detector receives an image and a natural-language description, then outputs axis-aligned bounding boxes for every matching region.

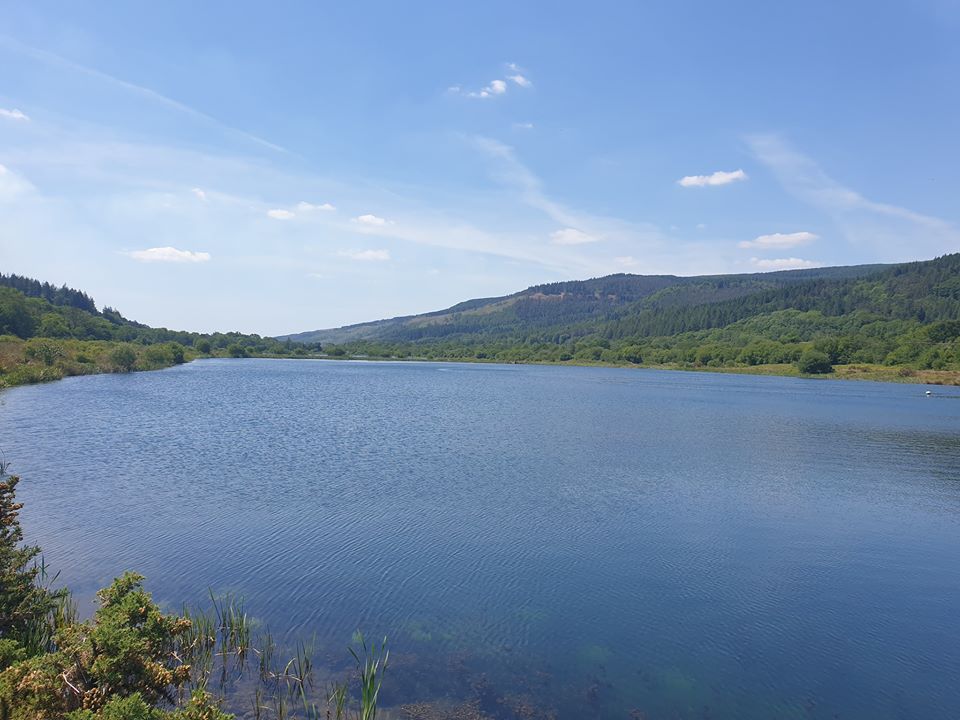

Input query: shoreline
[262,353,960,387]
[5,349,958,392]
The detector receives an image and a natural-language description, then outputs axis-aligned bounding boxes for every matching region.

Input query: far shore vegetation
[2,253,959,391]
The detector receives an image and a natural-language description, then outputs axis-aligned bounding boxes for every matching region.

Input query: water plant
[349,633,389,720]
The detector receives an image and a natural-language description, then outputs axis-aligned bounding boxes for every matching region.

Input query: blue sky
[1,1,958,334]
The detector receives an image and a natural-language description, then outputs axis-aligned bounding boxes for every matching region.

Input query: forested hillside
[0,274,308,388]
[291,254,960,381]
[284,263,888,345]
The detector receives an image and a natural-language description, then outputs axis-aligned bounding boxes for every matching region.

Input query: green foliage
[226,344,248,358]
[307,254,960,379]
[0,273,302,374]
[24,338,65,366]
[0,572,193,717]
[0,463,64,660]
[0,288,36,338]
[795,349,834,374]
[349,633,389,720]
[0,469,391,720]
[66,693,167,720]
[110,345,138,373]
[38,313,72,338]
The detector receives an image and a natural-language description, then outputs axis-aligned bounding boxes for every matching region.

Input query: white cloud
[678,169,748,187]
[353,213,388,226]
[749,257,821,270]
[551,227,599,245]
[461,79,507,99]
[191,187,207,201]
[614,256,640,268]
[514,122,535,130]
[738,231,818,249]
[696,223,707,230]
[339,249,390,262]
[297,201,335,212]
[267,208,295,220]
[127,246,211,263]
[0,108,29,121]
[454,70,531,99]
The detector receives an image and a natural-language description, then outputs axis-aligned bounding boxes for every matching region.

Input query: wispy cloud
[0,108,29,121]
[297,201,335,212]
[508,74,532,88]
[267,208,296,220]
[190,187,207,202]
[0,163,35,200]
[127,246,211,263]
[353,213,389,226]
[339,249,390,262]
[738,231,818,249]
[471,136,664,250]
[747,134,959,257]
[677,169,748,187]
[513,122,535,130]
[749,257,821,270]
[551,228,599,245]
[0,34,288,154]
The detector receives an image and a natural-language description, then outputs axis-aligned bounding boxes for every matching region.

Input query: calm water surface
[2,359,959,719]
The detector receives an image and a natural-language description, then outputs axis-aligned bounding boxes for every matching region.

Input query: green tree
[37,314,71,338]
[795,349,833,374]
[0,288,37,339]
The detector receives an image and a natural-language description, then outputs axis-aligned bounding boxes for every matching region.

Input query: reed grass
[349,632,389,720]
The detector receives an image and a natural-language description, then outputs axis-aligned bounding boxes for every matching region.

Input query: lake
[2,359,959,719]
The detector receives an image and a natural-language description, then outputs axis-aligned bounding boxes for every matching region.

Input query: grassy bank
[0,336,197,389]
[680,361,960,385]
[5,336,958,391]
[0,336,318,390]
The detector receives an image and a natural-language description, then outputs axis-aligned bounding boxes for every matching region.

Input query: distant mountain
[280,263,890,345]
[278,254,960,373]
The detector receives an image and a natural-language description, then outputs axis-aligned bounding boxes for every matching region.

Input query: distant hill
[280,263,890,345]
[279,254,960,375]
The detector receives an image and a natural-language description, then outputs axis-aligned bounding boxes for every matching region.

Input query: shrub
[24,339,65,367]
[795,349,833,374]
[110,345,137,372]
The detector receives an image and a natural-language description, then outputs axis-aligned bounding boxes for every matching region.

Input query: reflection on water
[2,360,959,719]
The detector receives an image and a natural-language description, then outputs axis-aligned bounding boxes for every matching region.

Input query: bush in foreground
[0,462,387,720]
